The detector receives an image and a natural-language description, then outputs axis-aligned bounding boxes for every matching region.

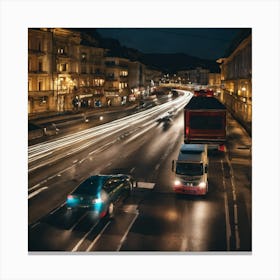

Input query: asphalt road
[28,93,251,252]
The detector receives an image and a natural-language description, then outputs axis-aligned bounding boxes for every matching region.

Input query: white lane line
[221,160,231,251]
[86,220,111,252]
[71,220,99,252]
[28,180,47,191]
[28,186,48,199]
[226,154,241,250]
[30,222,40,229]
[137,182,155,189]
[69,212,88,232]
[49,202,66,215]
[130,167,135,174]
[117,211,139,251]
[122,204,138,214]
[155,163,160,171]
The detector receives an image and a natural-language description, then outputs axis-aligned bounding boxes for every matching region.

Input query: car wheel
[108,203,114,218]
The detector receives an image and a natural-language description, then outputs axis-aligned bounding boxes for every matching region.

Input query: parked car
[66,174,136,219]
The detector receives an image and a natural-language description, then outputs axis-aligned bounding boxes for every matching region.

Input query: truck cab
[172,144,208,195]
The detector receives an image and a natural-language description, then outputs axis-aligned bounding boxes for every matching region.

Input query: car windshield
[176,162,203,176]
[73,176,108,196]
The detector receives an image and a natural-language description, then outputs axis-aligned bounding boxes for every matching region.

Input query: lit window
[60,63,67,72]
[38,81,42,91]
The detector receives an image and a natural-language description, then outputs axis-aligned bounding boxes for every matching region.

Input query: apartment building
[28,28,81,113]
[52,28,81,111]
[104,56,130,105]
[28,28,54,113]
[28,28,153,114]
[129,61,148,99]
[78,44,106,107]
[208,73,221,89]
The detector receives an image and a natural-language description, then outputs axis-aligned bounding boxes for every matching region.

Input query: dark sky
[96,28,244,60]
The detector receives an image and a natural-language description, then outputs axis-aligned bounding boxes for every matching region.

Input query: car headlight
[92,198,103,204]
[174,180,181,186]
[198,182,206,188]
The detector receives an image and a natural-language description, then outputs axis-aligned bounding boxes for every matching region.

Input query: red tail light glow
[218,144,226,152]
[100,211,107,218]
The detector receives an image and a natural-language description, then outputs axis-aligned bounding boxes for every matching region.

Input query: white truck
[172,144,208,195]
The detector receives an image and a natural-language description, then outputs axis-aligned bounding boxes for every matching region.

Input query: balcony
[28,70,49,75]
[94,71,105,78]
[28,90,54,97]
[29,49,46,56]
[106,76,118,81]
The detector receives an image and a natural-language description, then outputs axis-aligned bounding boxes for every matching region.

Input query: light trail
[28,94,190,172]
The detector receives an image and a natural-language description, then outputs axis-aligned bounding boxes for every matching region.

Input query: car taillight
[67,195,74,200]
[100,210,107,218]
[218,144,226,152]
[186,126,189,136]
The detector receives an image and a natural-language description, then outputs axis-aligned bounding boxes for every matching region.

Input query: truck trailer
[184,96,227,151]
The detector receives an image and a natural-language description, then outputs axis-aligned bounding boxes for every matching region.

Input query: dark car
[66,174,135,219]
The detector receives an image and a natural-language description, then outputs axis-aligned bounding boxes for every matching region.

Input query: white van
[172,144,208,195]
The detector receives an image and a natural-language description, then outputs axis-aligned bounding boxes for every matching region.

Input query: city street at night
[28,92,252,252]
[1,2,280,279]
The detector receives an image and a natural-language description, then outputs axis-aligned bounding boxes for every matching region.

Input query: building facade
[28,28,152,115]
[129,61,148,99]
[217,33,252,127]
[104,56,130,105]
[28,28,55,113]
[208,73,221,90]
[177,67,210,86]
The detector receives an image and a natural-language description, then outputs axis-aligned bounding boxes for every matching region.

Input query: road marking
[86,220,111,252]
[117,211,139,251]
[49,205,63,215]
[225,154,241,250]
[221,160,231,251]
[71,220,99,252]
[69,211,88,231]
[28,180,47,191]
[122,204,138,214]
[155,163,160,171]
[137,182,155,189]
[130,167,135,174]
[28,186,48,199]
[30,222,40,229]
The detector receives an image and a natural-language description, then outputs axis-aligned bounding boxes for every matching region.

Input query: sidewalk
[227,109,252,138]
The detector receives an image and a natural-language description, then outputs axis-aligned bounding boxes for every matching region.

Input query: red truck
[184,97,227,151]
